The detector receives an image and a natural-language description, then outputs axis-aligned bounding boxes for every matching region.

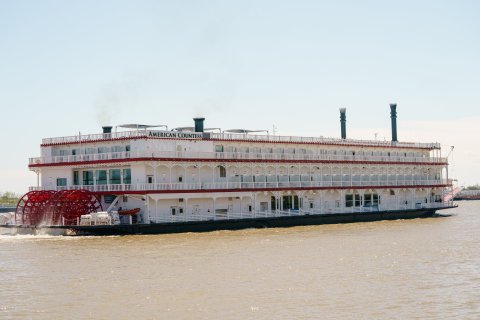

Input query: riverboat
[2,104,455,235]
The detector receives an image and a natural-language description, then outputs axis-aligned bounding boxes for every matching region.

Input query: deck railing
[41,130,440,149]
[29,179,450,193]
[29,150,448,166]
[149,201,454,224]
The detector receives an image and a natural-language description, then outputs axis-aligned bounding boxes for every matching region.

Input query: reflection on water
[0,202,479,319]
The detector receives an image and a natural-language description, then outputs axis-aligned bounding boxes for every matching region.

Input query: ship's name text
[148,131,203,139]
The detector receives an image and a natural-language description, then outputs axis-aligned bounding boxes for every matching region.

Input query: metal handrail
[41,130,440,149]
[29,150,448,165]
[29,179,450,193]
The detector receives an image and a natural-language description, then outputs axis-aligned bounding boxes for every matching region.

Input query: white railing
[149,201,454,223]
[29,179,450,193]
[209,132,441,149]
[29,150,448,165]
[41,130,440,149]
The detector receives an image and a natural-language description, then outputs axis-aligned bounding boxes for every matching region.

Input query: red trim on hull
[40,136,437,150]
[90,184,450,196]
[29,157,448,168]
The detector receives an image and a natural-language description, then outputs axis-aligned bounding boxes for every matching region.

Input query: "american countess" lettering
[148,131,203,139]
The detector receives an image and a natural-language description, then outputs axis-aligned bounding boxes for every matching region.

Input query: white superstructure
[26,107,452,226]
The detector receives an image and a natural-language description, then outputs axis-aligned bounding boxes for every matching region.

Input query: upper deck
[40,130,440,150]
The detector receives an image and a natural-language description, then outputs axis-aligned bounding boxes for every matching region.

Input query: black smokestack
[193,117,205,133]
[102,126,112,134]
[339,108,346,139]
[390,104,397,142]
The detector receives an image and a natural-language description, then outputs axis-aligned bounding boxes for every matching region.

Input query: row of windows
[58,145,130,156]
[215,145,423,158]
[345,194,380,207]
[71,169,131,186]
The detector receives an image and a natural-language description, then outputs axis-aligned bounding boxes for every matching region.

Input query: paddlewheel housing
[15,189,103,226]
[15,190,56,226]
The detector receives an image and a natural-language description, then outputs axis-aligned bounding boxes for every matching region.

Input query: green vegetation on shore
[0,192,19,206]
[465,185,480,190]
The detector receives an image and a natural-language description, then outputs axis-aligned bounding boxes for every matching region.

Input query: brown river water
[0,202,479,319]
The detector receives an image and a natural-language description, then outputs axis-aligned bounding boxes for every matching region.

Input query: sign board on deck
[147,131,204,139]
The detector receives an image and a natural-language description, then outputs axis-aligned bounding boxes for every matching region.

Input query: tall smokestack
[390,104,397,142]
[339,108,346,139]
[193,117,205,133]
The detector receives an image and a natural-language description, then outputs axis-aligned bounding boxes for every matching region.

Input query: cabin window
[219,166,226,178]
[364,194,379,206]
[346,194,353,207]
[110,169,121,184]
[147,176,153,184]
[82,171,94,185]
[98,147,109,153]
[123,169,131,184]
[215,145,224,152]
[96,170,108,185]
[126,145,131,152]
[271,196,277,210]
[346,194,361,207]
[56,178,67,187]
[282,196,299,210]
[73,171,79,185]
[59,150,69,156]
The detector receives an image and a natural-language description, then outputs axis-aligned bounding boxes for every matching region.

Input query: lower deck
[1,205,454,236]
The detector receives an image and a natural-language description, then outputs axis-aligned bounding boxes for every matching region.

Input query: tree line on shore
[465,185,480,190]
[0,192,20,206]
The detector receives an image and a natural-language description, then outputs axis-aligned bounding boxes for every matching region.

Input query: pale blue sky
[1,0,479,193]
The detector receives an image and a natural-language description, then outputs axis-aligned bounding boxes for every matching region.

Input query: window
[346,194,361,207]
[282,196,299,210]
[346,194,354,207]
[96,170,107,185]
[364,194,379,206]
[73,171,79,185]
[82,171,94,185]
[215,145,224,152]
[126,145,131,152]
[219,166,226,178]
[147,175,153,184]
[354,194,361,207]
[271,196,277,210]
[109,169,121,184]
[56,178,67,186]
[123,169,131,184]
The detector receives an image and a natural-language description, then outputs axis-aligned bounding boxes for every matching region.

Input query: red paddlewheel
[45,190,103,225]
[16,189,103,226]
[15,191,56,226]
